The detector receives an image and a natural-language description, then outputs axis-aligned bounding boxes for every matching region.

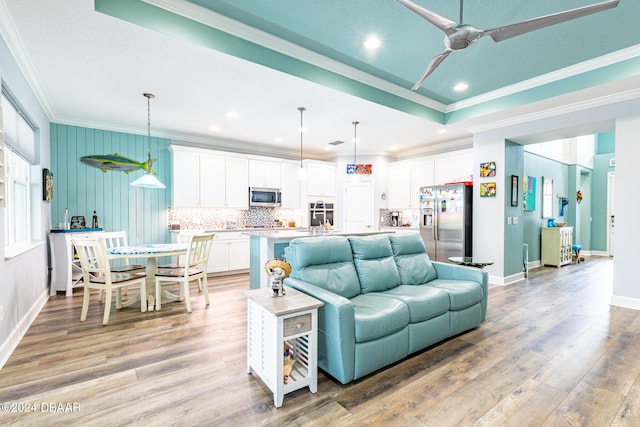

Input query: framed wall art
[43,168,54,202]
[511,175,519,207]
[480,182,496,197]
[480,162,496,177]
[523,175,536,211]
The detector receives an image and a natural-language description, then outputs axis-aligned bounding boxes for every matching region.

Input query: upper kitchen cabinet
[249,159,281,189]
[305,160,336,198]
[387,162,411,208]
[387,160,434,209]
[434,150,473,185]
[171,146,248,208]
[280,162,302,209]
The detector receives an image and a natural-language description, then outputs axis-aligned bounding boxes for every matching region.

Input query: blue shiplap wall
[50,124,172,245]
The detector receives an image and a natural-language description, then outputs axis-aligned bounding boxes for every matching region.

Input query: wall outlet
[513,217,518,225]
[507,217,512,224]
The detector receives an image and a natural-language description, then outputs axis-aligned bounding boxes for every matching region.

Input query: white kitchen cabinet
[434,150,473,185]
[410,160,435,203]
[387,162,411,209]
[225,156,249,208]
[208,232,250,273]
[542,226,573,267]
[280,162,301,209]
[171,146,248,208]
[249,159,281,188]
[305,161,336,197]
[172,150,200,207]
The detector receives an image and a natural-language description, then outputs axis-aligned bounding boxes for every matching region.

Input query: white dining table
[108,243,188,311]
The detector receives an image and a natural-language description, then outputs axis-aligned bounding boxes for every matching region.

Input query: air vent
[329,140,344,146]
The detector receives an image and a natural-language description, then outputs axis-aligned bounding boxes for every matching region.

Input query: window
[2,92,35,255]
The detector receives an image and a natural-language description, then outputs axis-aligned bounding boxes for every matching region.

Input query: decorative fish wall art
[80,153,157,174]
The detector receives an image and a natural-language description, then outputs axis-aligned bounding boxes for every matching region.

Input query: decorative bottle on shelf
[92,211,99,229]
[63,208,69,230]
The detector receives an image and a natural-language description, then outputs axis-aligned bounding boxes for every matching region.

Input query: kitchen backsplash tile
[168,207,299,230]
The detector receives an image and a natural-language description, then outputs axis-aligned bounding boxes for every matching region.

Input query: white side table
[244,287,323,407]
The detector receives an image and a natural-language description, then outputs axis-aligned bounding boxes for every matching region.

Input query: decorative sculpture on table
[264,258,291,297]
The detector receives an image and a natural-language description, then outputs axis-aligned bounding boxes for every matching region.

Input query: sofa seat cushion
[376,285,450,323]
[349,235,401,293]
[389,234,437,285]
[429,279,484,311]
[351,294,410,343]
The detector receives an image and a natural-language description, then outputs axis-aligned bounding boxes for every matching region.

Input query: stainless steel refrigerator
[419,183,473,262]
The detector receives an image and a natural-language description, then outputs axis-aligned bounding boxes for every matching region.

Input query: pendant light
[297,107,306,179]
[131,92,165,189]
[351,121,360,182]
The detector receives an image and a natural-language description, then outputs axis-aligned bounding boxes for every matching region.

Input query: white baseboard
[0,289,49,370]
[610,295,640,311]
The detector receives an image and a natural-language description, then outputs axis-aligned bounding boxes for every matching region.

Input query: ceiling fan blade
[396,0,457,34]
[485,0,620,43]
[412,50,452,90]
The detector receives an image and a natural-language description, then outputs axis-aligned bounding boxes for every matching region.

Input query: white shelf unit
[244,288,323,407]
[541,226,573,268]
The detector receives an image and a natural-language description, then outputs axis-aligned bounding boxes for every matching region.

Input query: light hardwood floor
[1,256,639,426]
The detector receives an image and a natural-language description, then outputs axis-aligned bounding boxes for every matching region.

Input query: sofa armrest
[432,261,489,320]
[284,277,356,384]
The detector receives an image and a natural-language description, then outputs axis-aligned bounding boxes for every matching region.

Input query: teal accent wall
[50,124,172,245]
[596,131,615,154]
[504,141,524,276]
[522,152,569,262]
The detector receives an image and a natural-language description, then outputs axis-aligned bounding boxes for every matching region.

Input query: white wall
[472,136,506,282]
[0,35,51,369]
[611,115,640,309]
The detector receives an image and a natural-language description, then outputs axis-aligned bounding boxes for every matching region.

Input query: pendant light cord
[298,107,306,168]
[352,121,359,166]
[144,92,155,165]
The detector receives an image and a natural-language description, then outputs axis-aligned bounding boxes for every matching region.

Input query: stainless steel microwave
[249,187,281,207]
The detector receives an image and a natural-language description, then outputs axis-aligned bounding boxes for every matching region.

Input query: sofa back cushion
[389,233,437,285]
[286,236,361,298]
[348,235,401,293]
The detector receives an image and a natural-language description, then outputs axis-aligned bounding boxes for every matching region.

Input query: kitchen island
[245,229,399,289]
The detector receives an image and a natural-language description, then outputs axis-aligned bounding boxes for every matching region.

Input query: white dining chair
[154,233,215,313]
[72,238,147,325]
[99,231,145,301]
[157,229,204,270]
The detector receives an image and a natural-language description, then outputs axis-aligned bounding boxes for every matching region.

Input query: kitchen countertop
[243,229,395,241]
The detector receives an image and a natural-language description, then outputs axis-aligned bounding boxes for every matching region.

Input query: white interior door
[344,180,373,233]
[607,172,615,256]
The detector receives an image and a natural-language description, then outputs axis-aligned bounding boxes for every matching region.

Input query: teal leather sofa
[283,233,488,384]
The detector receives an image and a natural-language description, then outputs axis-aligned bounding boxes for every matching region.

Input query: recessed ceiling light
[436,128,447,134]
[453,82,468,92]
[324,146,333,151]
[364,35,381,49]
[274,137,283,142]
[226,111,239,118]
[388,145,398,151]
[209,126,220,132]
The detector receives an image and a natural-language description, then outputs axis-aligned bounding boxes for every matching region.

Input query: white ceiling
[0,0,637,160]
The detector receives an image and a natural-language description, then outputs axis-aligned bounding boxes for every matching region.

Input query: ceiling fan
[396,0,621,90]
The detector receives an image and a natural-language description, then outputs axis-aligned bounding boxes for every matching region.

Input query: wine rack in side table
[243,287,324,408]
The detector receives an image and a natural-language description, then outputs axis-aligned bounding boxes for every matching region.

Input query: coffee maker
[391,211,400,227]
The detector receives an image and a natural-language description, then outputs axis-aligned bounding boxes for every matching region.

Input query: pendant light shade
[131,92,165,189]
[297,107,306,179]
